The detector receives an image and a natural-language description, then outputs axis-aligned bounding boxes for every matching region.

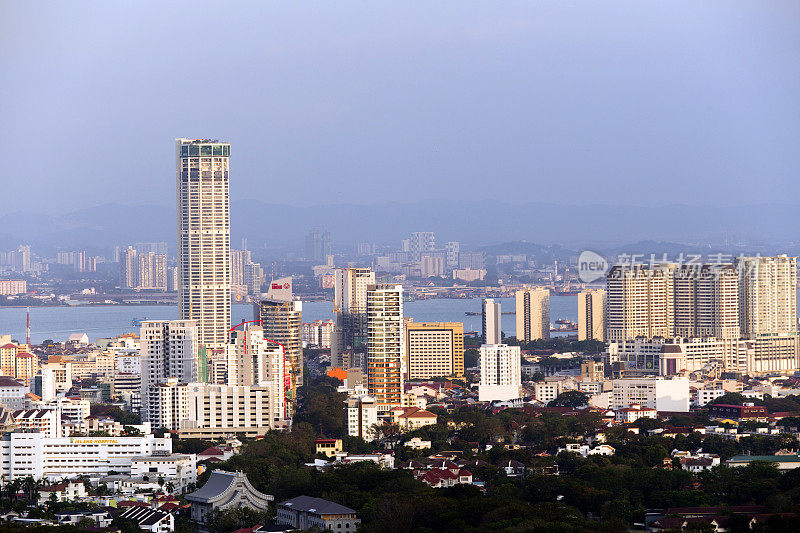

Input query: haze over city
[3,1,799,214]
[1,3,800,533]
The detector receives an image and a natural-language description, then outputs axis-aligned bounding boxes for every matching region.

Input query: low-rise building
[277,496,360,532]
[38,481,87,505]
[615,405,658,423]
[130,453,197,492]
[315,439,343,458]
[119,506,174,533]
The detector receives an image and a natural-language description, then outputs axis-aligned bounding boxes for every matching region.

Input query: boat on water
[131,317,148,327]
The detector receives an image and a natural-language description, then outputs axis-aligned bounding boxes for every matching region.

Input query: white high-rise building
[332,268,375,368]
[478,344,521,402]
[482,299,502,345]
[578,289,605,341]
[366,284,404,410]
[139,320,198,422]
[176,138,231,348]
[515,288,550,342]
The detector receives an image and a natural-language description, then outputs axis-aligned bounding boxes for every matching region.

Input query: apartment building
[366,284,404,410]
[478,344,522,402]
[515,288,550,342]
[578,289,605,341]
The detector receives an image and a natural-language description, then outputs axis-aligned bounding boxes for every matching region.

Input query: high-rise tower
[176,138,231,348]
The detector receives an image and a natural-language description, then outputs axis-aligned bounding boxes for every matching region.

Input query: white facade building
[479,344,522,402]
[130,453,197,491]
[140,320,198,422]
[612,377,690,412]
[346,394,378,442]
[482,299,502,345]
[0,431,172,481]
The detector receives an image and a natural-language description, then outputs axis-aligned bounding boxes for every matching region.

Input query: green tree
[548,390,589,408]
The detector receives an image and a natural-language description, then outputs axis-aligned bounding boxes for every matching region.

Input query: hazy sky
[2,1,799,212]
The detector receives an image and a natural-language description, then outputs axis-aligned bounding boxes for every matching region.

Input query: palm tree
[165,481,175,494]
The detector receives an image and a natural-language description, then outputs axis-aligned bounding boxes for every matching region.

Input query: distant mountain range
[1,201,798,256]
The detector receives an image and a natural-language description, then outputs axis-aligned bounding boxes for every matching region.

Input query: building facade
[578,289,605,341]
[366,284,404,410]
[515,288,550,342]
[176,138,232,348]
[478,344,522,402]
[405,322,464,379]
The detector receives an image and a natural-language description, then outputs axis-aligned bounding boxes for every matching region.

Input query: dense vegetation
[198,375,800,532]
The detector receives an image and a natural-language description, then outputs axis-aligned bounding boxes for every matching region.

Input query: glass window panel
[201,145,212,156]
[189,145,199,156]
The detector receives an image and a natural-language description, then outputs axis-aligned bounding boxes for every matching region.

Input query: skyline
[3,1,800,210]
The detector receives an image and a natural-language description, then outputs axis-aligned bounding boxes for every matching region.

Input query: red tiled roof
[198,446,224,456]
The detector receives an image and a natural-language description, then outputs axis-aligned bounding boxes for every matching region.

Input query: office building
[332,268,375,368]
[366,284,404,409]
[176,138,232,348]
[255,299,303,395]
[482,298,502,345]
[578,289,605,341]
[139,320,198,422]
[515,288,550,342]
[478,344,522,402]
[405,322,464,379]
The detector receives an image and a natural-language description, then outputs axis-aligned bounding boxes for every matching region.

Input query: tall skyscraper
[673,264,739,339]
[366,284,404,410]
[255,299,303,397]
[515,288,550,343]
[736,255,798,338]
[405,322,464,379]
[120,246,138,289]
[482,298,502,344]
[578,289,605,341]
[176,138,231,348]
[139,320,198,422]
[478,344,521,402]
[605,264,674,341]
[332,267,376,368]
